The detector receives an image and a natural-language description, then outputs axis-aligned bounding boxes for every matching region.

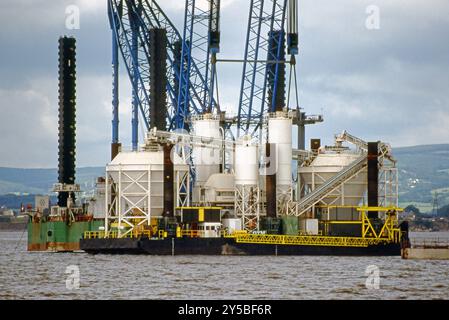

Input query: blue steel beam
[109,0,219,144]
[109,0,152,141]
[139,0,218,123]
[237,0,288,139]
[237,0,266,138]
[108,1,120,144]
[207,0,221,111]
[130,1,140,150]
[189,1,215,112]
[264,0,288,114]
[176,0,220,128]
[176,0,195,130]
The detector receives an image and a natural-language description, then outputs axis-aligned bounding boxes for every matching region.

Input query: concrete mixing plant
[27,0,409,256]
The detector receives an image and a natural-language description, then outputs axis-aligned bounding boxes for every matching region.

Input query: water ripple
[1,231,448,300]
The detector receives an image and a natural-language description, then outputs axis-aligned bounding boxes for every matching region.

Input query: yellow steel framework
[358,206,403,243]
[232,233,388,247]
[232,206,403,247]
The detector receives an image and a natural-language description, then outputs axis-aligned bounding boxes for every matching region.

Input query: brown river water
[0,231,448,300]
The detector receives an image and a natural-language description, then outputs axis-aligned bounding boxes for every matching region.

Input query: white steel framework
[235,185,260,232]
[104,157,189,238]
[379,162,398,208]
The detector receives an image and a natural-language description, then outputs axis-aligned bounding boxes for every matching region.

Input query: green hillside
[394,144,449,210]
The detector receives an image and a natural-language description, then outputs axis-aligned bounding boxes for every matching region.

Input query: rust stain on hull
[28,242,80,252]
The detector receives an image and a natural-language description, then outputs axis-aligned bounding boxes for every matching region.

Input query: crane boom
[108,0,218,147]
[237,0,288,140]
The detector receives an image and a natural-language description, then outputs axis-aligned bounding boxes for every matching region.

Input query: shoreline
[0,222,27,231]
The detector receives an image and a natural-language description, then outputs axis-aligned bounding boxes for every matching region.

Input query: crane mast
[108,0,218,150]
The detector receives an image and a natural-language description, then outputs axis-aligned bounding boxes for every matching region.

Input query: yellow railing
[83,230,152,239]
[232,233,389,247]
[180,230,204,237]
[83,231,112,239]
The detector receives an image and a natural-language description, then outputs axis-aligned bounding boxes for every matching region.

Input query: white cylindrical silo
[192,114,222,186]
[235,136,258,186]
[268,115,292,188]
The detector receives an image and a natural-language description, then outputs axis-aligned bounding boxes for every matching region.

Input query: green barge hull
[28,219,103,252]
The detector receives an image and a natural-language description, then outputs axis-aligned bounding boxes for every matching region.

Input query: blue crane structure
[108,0,318,153]
[237,0,289,139]
[236,0,322,147]
[177,0,220,130]
[107,0,218,151]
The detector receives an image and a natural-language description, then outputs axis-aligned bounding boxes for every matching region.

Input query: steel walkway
[234,233,387,247]
[290,155,367,217]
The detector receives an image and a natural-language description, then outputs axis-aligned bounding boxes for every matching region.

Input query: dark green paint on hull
[28,219,103,252]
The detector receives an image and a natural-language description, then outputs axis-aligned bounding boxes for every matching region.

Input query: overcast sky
[0,0,448,168]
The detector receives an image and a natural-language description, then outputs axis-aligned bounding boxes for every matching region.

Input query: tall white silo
[234,135,260,231]
[268,112,293,214]
[191,114,222,203]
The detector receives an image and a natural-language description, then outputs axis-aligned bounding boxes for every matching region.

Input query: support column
[163,144,175,218]
[111,25,121,159]
[57,36,77,207]
[130,6,139,151]
[265,143,277,218]
[297,112,305,150]
[267,30,286,112]
[149,28,168,130]
[368,142,379,219]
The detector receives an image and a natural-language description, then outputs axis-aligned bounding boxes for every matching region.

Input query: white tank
[107,150,188,217]
[299,152,367,206]
[235,136,258,186]
[268,115,292,187]
[192,115,222,186]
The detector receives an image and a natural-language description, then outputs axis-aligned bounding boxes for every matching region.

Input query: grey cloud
[0,0,448,168]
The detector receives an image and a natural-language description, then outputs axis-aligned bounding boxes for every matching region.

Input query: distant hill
[0,144,448,212]
[0,167,104,195]
[394,144,449,210]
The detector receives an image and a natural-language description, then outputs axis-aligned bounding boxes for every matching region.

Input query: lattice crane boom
[108,0,219,148]
[237,0,288,140]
